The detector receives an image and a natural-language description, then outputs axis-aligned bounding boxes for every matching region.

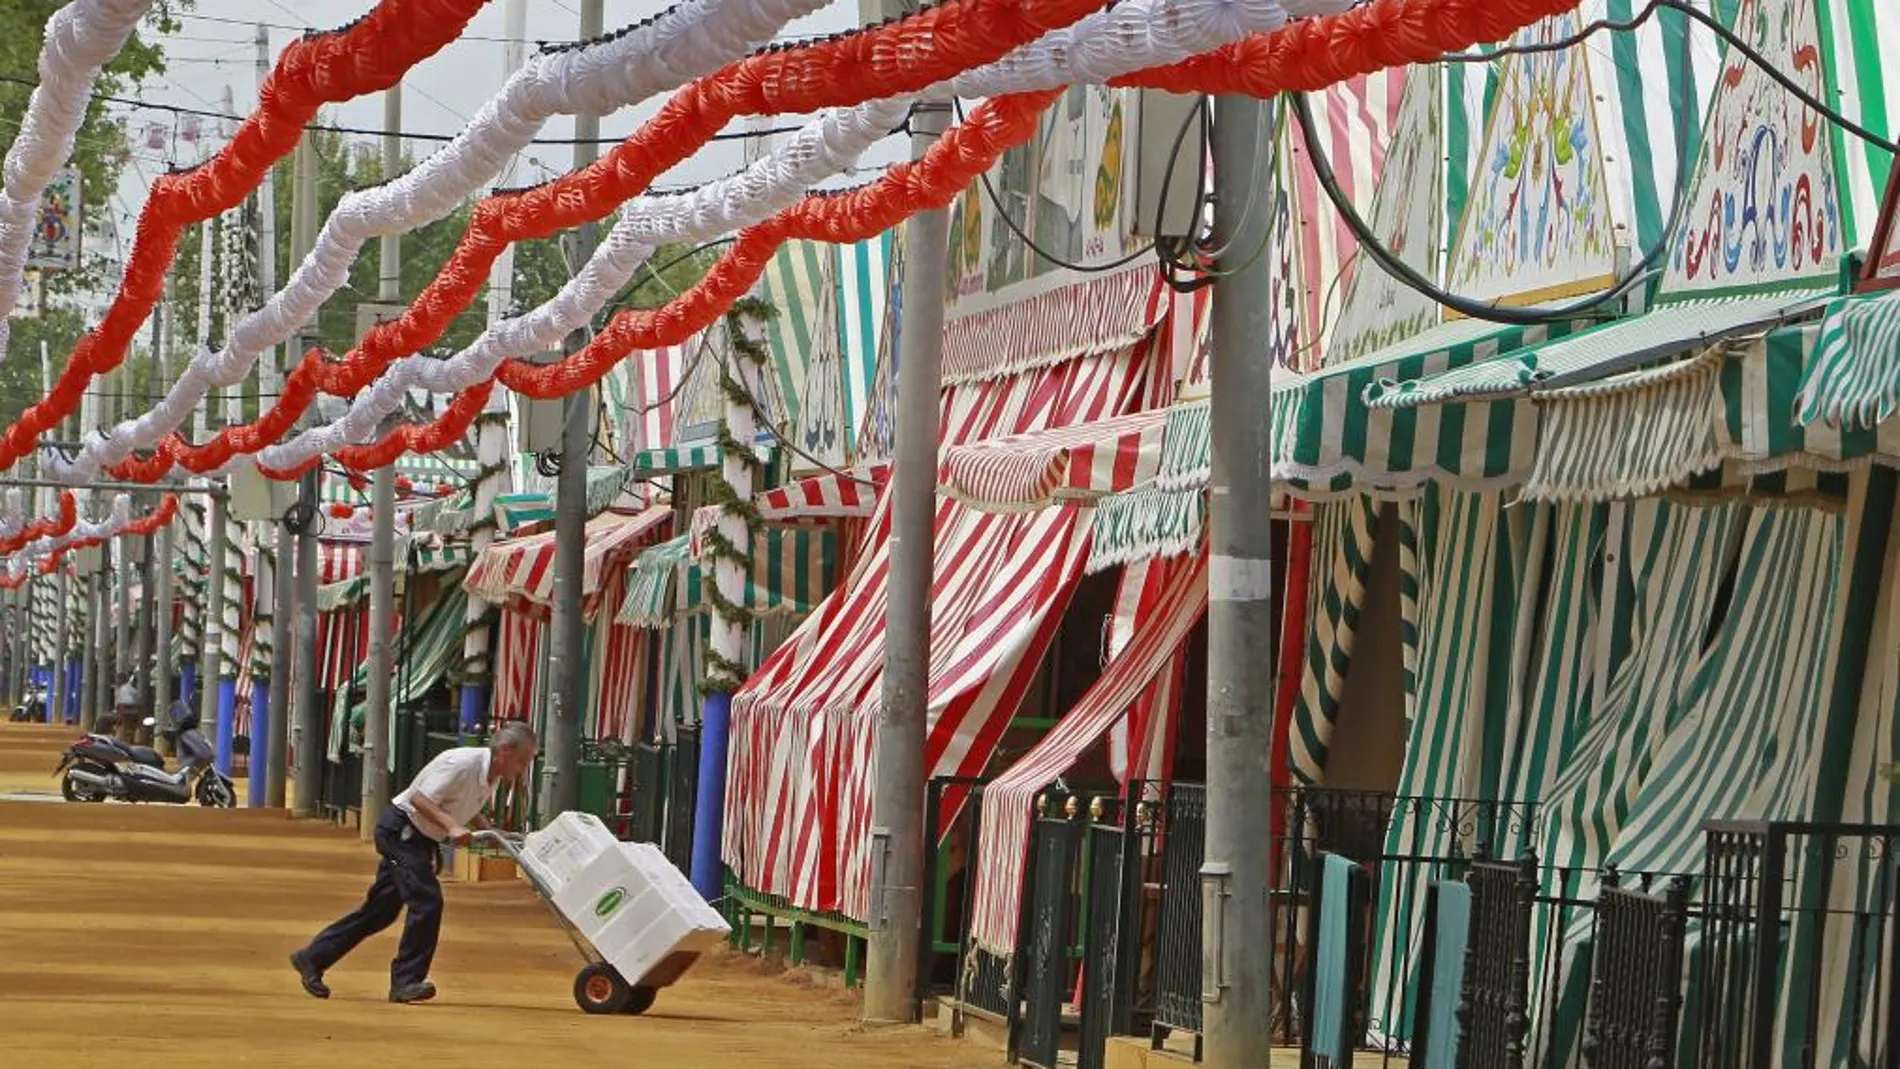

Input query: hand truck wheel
[574,963,633,1014]
[620,985,657,1015]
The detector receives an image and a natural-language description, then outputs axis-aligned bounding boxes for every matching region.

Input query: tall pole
[292,467,321,818]
[1200,94,1276,1069]
[363,83,403,835]
[269,122,312,810]
[54,564,70,724]
[460,0,528,735]
[863,94,950,1022]
[202,495,228,768]
[288,124,322,819]
[153,339,175,736]
[538,0,603,823]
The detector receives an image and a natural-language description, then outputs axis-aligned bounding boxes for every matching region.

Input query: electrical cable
[1656,0,1895,155]
[1292,90,1661,325]
[950,97,1153,277]
[0,74,823,147]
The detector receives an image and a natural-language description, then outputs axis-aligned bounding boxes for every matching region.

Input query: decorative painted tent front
[723,265,1182,920]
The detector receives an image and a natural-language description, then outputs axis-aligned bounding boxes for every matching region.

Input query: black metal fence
[664,726,700,875]
[1696,820,1900,1069]
[1078,812,1137,1069]
[1459,855,1537,1069]
[1151,782,1207,1050]
[1581,869,1690,1069]
[1014,810,1084,1069]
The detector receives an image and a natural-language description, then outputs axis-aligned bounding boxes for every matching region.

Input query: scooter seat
[127,745,164,768]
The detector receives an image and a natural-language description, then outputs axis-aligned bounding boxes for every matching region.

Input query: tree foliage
[0,2,186,431]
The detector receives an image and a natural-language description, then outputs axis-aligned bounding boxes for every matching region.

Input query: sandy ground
[0,723,993,1069]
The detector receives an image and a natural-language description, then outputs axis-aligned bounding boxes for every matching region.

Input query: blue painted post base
[459,683,489,735]
[248,680,270,807]
[690,691,733,902]
[217,677,239,777]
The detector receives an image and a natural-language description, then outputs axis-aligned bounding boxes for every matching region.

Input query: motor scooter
[8,683,46,722]
[53,707,234,807]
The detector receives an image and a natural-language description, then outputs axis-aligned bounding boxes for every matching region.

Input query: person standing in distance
[290,723,539,1003]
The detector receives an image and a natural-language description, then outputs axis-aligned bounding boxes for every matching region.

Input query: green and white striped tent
[761,235,893,472]
[328,583,469,765]
[616,528,837,629]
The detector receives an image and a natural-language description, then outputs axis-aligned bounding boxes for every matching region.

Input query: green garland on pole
[700,298,774,695]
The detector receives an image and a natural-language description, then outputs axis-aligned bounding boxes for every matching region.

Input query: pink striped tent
[315,542,366,694]
[723,265,1188,920]
[490,608,541,725]
[937,408,1170,513]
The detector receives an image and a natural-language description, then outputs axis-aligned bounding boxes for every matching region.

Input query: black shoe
[290,949,330,999]
[389,980,437,1004]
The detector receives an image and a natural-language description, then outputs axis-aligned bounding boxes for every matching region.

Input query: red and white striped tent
[475,508,671,741]
[464,506,671,620]
[968,550,1209,953]
[756,462,890,523]
[723,265,1192,920]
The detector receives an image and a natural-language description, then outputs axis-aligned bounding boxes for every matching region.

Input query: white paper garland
[252,98,909,471]
[0,0,154,354]
[48,0,829,481]
[5,493,132,570]
[246,0,1324,473]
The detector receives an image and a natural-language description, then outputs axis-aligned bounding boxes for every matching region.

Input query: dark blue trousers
[305,807,443,987]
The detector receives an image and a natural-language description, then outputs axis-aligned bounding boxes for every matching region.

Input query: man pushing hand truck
[290,723,539,1004]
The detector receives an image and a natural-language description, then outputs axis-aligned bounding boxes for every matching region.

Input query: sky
[101,0,910,267]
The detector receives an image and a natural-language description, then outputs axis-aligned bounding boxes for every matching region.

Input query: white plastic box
[524,812,731,988]
[519,811,621,894]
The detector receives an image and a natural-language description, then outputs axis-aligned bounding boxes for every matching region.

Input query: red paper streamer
[115,0,1110,480]
[116,0,1590,479]
[0,491,78,555]
[2,0,490,471]
[30,495,179,576]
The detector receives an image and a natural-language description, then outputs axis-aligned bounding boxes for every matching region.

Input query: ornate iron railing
[1457,854,1537,1069]
[1581,868,1689,1069]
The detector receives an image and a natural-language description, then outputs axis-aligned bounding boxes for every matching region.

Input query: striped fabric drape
[967,550,1208,955]
[1288,499,1385,784]
[315,543,366,694]
[585,568,648,744]
[1365,489,1540,1042]
[491,608,542,725]
[727,314,1170,920]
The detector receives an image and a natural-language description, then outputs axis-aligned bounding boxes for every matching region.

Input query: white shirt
[115,682,137,706]
[393,747,494,841]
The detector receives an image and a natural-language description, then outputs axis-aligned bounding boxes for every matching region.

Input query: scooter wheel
[573,964,632,1015]
[60,770,104,803]
[620,986,657,1016]
[196,776,235,808]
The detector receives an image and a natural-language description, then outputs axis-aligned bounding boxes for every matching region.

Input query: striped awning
[1366,293,1830,409]
[315,538,473,613]
[757,462,889,522]
[625,438,775,479]
[941,265,1166,384]
[616,527,837,629]
[329,585,469,765]
[1792,289,1900,429]
[1275,317,1593,497]
[938,409,1168,513]
[463,506,671,619]
[493,493,555,534]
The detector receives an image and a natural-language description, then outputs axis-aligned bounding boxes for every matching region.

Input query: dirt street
[0,724,993,1069]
